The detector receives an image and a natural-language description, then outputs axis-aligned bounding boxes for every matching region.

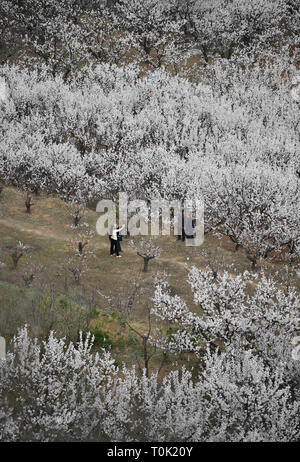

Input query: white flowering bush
[0,327,117,441]
[152,268,300,358]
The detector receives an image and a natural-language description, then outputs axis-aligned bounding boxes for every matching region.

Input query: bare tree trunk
[143,257,150,272]
[11,251,22,269]
[143,337,150,378]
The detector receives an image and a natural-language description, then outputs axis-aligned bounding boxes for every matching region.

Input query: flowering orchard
[0,0,300,443]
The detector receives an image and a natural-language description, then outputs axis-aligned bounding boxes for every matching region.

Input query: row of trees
[0,0,299,75]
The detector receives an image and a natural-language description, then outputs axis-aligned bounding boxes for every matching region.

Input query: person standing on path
[110,224,125,257]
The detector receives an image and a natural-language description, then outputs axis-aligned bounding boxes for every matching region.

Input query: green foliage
[166,326,179,336]
[119,319,126,328]
[128,332,137,346]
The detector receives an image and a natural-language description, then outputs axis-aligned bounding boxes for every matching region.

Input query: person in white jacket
[110,224,125,257]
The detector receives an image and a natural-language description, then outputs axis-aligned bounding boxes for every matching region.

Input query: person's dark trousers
[110,239,119,256]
